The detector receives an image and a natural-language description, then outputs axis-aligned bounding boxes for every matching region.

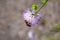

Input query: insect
[25,20,31,27]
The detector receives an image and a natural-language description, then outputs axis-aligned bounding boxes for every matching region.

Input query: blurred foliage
[57,0,60,2]
[45,37,60,40]
[51,28,60,32]
[55,24,60,29]
[50,24,60,32]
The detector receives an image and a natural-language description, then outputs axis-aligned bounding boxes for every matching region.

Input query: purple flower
[22,8,42,26]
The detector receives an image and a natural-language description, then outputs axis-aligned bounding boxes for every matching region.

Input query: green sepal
[32,4,37,10]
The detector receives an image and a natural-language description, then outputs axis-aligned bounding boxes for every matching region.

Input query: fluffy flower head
[22,8,42,25]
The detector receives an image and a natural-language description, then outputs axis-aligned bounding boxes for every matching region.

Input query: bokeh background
[0,0,60,40]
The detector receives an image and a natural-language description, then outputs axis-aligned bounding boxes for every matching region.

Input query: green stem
[36,0,48,13]
[31,0,48,16]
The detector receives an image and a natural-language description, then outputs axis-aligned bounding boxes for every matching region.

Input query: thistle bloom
[22,8,42,26]
[22,0,48,26]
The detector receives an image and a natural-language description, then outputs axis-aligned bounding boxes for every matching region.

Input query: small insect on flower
[22,8,42,27]
[22,0,48,27]
[25,20,31,27]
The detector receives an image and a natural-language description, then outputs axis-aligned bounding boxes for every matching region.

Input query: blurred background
[0,0,60,40]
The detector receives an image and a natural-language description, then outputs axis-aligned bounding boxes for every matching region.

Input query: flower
[22,8,42,26]
[22,0,48,26]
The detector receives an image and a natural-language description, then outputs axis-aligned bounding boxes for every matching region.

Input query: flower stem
[35,0,48,13]
[33,0,48,13]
